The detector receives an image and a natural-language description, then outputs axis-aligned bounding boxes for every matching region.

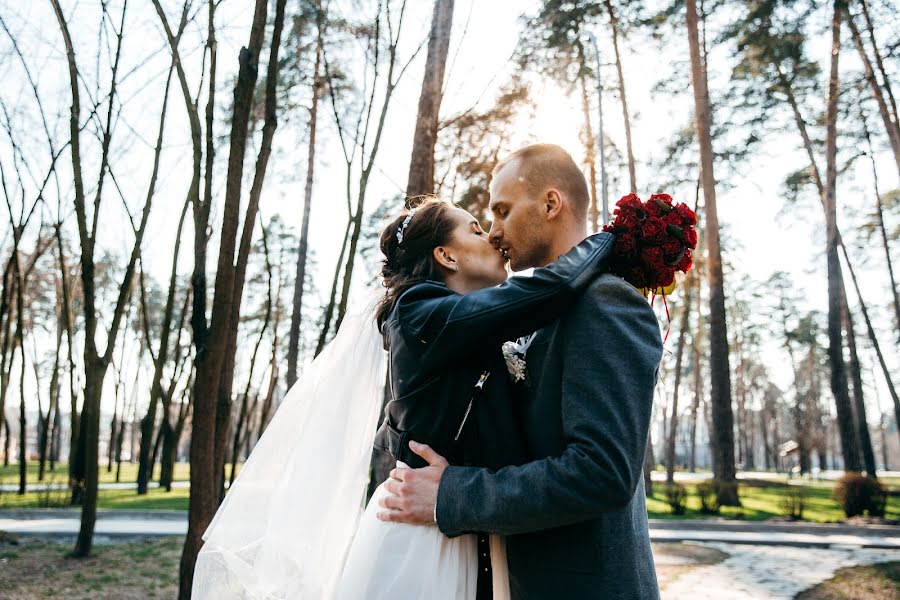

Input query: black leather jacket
[371,233,615,477]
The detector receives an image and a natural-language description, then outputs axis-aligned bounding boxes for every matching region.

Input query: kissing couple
[193,143,692,599]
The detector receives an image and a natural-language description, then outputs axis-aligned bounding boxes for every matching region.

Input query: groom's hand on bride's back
[377,441,447,526]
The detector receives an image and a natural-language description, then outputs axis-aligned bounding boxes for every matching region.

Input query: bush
[834,473,888,518]
[779,485,808,520]
[665,483,688,515]
[696,480,740,514]
[697,481,721,514]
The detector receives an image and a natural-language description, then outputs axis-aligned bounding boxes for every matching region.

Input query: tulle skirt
[336,469,510,600]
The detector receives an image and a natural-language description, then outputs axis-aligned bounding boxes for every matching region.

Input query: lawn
[646,479,900,522]
[0,537,180,599]
[0,462,191,487]
[1,465,897,522]
[0,485,190,511]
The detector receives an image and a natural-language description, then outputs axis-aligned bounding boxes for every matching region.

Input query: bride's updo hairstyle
[375,197,458,330]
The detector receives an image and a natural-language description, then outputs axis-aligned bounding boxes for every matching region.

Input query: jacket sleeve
[434,275,663,537]
[397,232,614,370]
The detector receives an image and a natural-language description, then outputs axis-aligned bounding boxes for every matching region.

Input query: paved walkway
[0,480,189,493]
[1,509,898,549]
[662,542,899,599]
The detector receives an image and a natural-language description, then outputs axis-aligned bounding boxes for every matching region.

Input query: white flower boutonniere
[502,333,536,385]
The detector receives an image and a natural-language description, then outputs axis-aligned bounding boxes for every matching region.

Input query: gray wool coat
[436,273,663,600]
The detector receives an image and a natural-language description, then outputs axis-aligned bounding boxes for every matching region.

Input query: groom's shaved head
[492,144,590,221]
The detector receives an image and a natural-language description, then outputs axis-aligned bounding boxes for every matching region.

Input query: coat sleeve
[434,276,663,537]
[397,233,614,371]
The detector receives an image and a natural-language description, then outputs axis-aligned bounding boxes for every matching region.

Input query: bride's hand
[377,441,448,526]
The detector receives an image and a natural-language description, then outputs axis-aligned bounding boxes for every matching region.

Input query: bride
[191,197,613,599]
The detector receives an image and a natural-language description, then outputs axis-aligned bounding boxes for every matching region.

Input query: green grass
[2,465,896,521]
[647,480,900,522]
[0,462,192,486]
[0,485,190,510]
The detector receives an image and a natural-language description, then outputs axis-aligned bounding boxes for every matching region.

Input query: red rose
[615,210,639,230]
[624,266,648,288]
[649,193,674,205]
[617,193,642,210]
[675,203,697,226]
[665,211,683,227]
[662,238,682,256]
[616,233,637,255]
[641,246,666,273]
[643,199,662,217]
[641,216,666,241]
[656,267,676,288]
[683,227,698,249]
[676,249,693,272]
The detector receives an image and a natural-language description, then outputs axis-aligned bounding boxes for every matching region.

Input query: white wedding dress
[191,298,509,599]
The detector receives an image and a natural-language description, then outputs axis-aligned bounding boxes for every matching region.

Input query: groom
[378,144,663,599]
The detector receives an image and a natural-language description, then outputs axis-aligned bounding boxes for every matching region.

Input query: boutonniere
[502,333,536,386]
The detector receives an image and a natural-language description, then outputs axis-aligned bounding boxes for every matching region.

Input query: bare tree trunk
[859,111,900,343]
[824,1,862,473]
[107,378,121,473]
[847,13,900,173]
[841,292,877,476]
[229,227,273,487]
[839,241,899,462]
[38,314,63,482]
[579,73,599,233]
[213,0,288,502]
[643,440,654,496]
[666,276,693,484]
[0,260,15,469]
[685,0,738,504]
[603,0,636,192]
[406,0,454,197]
[859,0,898,127]
[137,185,191,494]
[689,328,702,472]
[318,4,412,346]
[286,24,323,389]
[180,0,286,592]
[2,418,9,467]
[50,397,62,469]
[15,260,26,495]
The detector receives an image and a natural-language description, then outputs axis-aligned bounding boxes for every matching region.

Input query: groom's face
[488,162,551,271]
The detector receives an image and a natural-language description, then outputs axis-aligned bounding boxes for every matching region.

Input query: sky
[0,0,897,427]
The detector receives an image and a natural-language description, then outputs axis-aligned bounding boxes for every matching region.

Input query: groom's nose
[488,228,502,248]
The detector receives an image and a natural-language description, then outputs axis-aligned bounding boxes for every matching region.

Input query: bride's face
[436,208,509,291]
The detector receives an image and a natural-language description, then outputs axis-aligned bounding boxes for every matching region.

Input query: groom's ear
[544,189,564,221]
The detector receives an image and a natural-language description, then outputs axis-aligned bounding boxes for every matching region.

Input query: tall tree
[177,0,289,593]
[666,273,694,483]
[846,9,900,172]
[406,0,454,198]
[602,0,636,192]
[685,0,738,503]
[135,180,192,495]
[287,4,325,389]
[315,0,418,353]
[823,0,862,472]
[50,0,165,556]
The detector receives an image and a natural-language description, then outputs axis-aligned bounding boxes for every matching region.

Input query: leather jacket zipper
[454,371,491,441]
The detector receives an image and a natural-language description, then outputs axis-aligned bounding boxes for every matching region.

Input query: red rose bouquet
[602,193,698,294]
